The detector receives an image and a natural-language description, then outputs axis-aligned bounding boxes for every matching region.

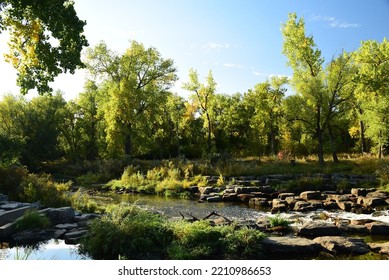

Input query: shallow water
[94,193,389,224]
[0,239,90,260]
[1,193,388,260]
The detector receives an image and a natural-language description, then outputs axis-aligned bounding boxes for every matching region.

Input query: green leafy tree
[85,41,177,158]
[281,13,326,164]
[244,76,288,156]
[0,0,88,94]
[353,39,389,158]
[183,69,217,154]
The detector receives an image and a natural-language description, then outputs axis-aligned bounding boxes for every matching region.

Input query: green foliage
[70,190,102,213]
[0,0,88,94]
[20,173,71,207]
[167,220,266,260]
[79,204,172,260]
[15,210,50,231]
[268,214,291,228]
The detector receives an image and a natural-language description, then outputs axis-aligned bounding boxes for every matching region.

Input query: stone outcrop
[261,236,323,259]
[195,175,387,215]
[0,195,97,245]
[313,236,370,255]
[297,221,344,237]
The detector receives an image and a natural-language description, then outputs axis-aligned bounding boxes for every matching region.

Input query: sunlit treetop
[0,0,88,94]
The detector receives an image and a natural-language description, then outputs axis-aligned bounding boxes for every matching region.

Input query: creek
[1,192,388,260]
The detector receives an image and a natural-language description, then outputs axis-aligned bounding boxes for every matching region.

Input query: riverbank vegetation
[79,204,266,260]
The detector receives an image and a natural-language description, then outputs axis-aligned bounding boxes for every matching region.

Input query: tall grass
[79,204,267,260]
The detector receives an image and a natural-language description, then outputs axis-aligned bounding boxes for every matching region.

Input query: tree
[353,39,389,158]
[85,41,177,158]
[0,0,88,94]
[183,69,217,154]
[244,76,288,156]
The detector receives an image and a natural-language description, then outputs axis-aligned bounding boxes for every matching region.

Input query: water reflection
[0,239,90,260]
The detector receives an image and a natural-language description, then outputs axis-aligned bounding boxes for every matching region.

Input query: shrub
[15,210,50,231]
[167,220,226,259]
[20,173,71,207]
[268,214,291,228]
[79,204,172,260]
[167,221,266,260]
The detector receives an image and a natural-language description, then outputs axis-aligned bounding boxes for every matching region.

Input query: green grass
[79,204,267,260]
[268,214,292,228]
[15,210,50,231]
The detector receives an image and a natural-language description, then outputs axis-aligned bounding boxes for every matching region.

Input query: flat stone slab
[298,221,344,237]
[0,205,36,227]
[369,242,389,254]
[54,223,78,230]
[261,236,323,259]
[365,222,389,235]
[313,236,370,255]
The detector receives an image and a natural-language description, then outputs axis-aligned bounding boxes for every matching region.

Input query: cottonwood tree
[183,69,217,154]
[85,41,177,157]
[244,76,288,156]
[281,13,326,164]
[353,39,389,158]
[0,0,88,94]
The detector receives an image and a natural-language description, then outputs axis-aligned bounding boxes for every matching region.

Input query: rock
[261,236,323,259]
[351,188,368,197]
[323,200,340,210]
[337,201,353,211]
[359,197,387,208]
[313,236,370,255]
[0,194,8,202]
[278,193,295,200]
[206,196,222,202]
[53,229,67,238]
[293,201,314,212]
[300,191,322,200]
[338,224,369,235]
[365,222,389,235]
[271,199,288,213]
[366,191,388,199]
[369,242,389,254]
[64,229,88,244]
[237,194,255,202]
[222,193,238,202]
[54,223,78,230]
[39,207,75,225]
[12,229,52,244]
[249,197,269,207]
[298,221,344,237]
[350,219,376,225]
[199,187,214,195]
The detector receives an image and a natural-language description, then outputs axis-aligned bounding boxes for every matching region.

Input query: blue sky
[0,0,388,100]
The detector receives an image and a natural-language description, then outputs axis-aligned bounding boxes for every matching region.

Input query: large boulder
[313,236,370,256]
[369,242,389,255]
[39,207,75,225]
[261,236,323,259]
[300,191,322,201]
[298,221,344,237]
[365,222,389,235]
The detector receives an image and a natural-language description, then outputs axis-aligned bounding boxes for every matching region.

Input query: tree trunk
[316,106,324,165]
[359,119,367,154]
[328,125,339,163]
[124,124,132,156]
[317,129,325,165]
[206,112,212,153]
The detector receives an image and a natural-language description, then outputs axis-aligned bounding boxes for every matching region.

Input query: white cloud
[252,71,267,77]
[202,42,230,50]
[223,63,244,69]
[309,13,361,28]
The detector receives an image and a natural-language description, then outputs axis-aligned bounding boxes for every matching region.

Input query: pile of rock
[0,194,98,245]
[198,184,389,214]
[257,217,389,259]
